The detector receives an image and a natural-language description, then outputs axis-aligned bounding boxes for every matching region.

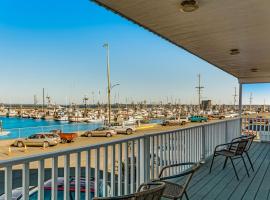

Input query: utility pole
[264,99,266,112]
[233,87,238,111]
[83,95,89,117]
[103,43,111,124]
[195,74,204,110]
[42,88,45,112]
[34,95,38,109]
[249,92,253,111]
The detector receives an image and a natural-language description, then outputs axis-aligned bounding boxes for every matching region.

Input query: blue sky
[0,0,267,105]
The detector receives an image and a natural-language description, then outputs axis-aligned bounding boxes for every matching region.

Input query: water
[0,117,162,140]
[0,117,102,140]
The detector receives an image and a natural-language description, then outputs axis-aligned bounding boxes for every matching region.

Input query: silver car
[13,133,59,148]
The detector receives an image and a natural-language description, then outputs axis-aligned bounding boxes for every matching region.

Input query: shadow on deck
[184,142,270,200]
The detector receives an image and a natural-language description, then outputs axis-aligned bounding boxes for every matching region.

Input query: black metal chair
[93,181,166,200]
[209,138,249,181]
[230,134,256,171]
[153,162,201,200]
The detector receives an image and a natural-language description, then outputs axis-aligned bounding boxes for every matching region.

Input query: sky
[0,0,268,105]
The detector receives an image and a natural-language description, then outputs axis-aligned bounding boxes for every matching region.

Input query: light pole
[103,43,111,124]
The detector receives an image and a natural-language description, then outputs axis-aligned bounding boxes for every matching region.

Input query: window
[28,135,37,139]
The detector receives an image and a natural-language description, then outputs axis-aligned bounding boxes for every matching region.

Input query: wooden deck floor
[182,142,270,200]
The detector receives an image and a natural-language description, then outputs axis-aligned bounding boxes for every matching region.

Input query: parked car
[0,177,110,200]
[82,127,117,137]
[162,116,189,126]
[110,123,136,135]
[50,129,78,143]
[189,116,208,122]
[13,133,59,147]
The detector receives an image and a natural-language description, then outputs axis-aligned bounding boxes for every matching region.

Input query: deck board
[176,142,270,200]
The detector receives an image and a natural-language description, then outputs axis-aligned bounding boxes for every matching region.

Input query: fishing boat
[0,120,9,136]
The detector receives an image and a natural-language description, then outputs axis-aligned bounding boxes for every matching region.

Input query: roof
[92,0,270,83]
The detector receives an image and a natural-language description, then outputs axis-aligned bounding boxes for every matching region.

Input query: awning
[92,0,270,83]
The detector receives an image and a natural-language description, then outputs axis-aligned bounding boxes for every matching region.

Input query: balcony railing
[0,118,241,200]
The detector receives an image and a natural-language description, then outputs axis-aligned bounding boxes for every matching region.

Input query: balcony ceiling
[93,0,270,83]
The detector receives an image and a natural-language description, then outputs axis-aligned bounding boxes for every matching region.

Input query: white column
[239,82,243,135]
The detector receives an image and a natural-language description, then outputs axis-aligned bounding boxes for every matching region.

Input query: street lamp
[103,43,112,124]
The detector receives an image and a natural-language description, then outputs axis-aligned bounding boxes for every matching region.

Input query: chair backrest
[234,139,249,156]
[93,182,166,200]
[244,134,255,152]
[135,182,166,200]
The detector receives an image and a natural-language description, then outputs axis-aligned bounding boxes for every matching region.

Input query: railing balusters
[64,154,70,200]
[150,136,154,179]
[38,159,44,200]
[111,145,116,196]
[123,142,128,195]
[75,152,81,200]
[52,156,58,200]
[118,143,122,195]
[155,135,159,178]
[103,146,108,197]
[136,139,140,189]
[85,150,91,200]
[4,166,12,200]
[95,148,100,197]
[22,162,29,200]
[130,140,135,193]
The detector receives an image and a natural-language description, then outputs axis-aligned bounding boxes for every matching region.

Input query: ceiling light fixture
[250,68,258,73]
[180,0,199,12]
[230,49,240,55]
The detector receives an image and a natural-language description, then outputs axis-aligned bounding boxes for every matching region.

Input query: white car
[110,124,136,135]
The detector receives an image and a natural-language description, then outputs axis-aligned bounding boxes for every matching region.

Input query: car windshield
[28,135,37,139]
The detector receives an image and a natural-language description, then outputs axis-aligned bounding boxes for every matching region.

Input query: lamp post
[103,43,112,124]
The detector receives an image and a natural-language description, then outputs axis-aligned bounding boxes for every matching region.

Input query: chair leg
[184,191,189,200]
[241,156,250,177]
[229,157,239,181]
[245,152,254,171]
[209,154,216,173]
[223,157,228,170]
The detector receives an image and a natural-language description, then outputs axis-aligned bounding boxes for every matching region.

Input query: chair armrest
[158,162,195,178]
[214,141,241,152]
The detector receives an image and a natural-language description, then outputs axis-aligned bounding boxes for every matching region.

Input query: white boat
[69,117,86,123]
[0,131,10,136]
[55,115,69,121]
[7,110,17,117]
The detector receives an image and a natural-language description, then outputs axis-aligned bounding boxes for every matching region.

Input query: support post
[238,82,243,136]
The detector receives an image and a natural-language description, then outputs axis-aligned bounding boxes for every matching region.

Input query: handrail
[0,118,240,167]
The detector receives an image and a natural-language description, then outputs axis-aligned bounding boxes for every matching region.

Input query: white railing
[242,117,270,141]
[0,118,241,200]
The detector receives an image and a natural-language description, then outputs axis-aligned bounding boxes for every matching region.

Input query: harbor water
[0,117,102,140]
[0,117,162,140]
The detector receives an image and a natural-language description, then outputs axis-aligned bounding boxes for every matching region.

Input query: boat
[0,131,10,136]
[55,114,69,121]
[69,117,86,123]
[0,120,9,136]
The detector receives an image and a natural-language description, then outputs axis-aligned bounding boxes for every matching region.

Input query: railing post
[225,120,228,143]
[201,125,206,162]
[140,136,150,183]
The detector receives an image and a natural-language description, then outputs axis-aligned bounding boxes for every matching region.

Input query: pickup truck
[50,129,78,143]
[189,116,208,122]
